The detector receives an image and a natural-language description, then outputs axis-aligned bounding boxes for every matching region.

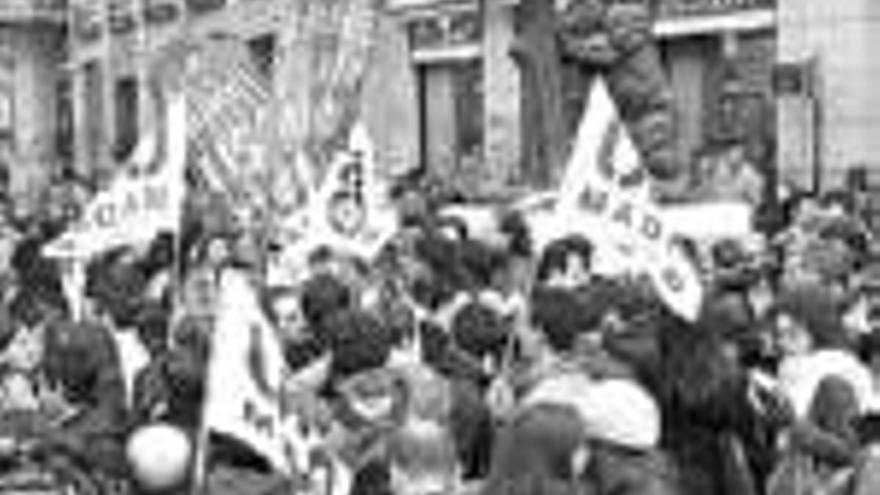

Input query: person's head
[134,302,170,358]
[530,287,608,356]
[203,235,231,267]
[388,418,460,495]
[43,320,106,391]
[268,287,306,342]
[535,236,593,289]
[774,281,847,357]
[657,307,740,410]
[324,308,394,383]
[299,273,352,330]
[450,301,510,372]
[486,403,589,488]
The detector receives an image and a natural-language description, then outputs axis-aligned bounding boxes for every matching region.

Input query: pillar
[482,1,521,192]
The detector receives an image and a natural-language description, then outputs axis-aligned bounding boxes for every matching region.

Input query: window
[453,60,484,167]
[418,60,484,177]
[114,77,138,162]
[247,34,276,81]
[56,79,73,162]
[83,61,104,165]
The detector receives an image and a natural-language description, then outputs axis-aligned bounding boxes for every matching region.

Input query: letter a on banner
[547,78,703,321]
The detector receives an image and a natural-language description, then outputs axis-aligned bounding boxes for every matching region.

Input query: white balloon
[127,423,193,491]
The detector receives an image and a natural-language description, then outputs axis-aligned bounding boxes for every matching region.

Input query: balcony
[0,0,67,25]
[657,0,776,18]
[654,0,776,37]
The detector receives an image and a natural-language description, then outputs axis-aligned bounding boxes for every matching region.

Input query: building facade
[66,0,777,195]
[777,0,880,193]
[0,0,67,204]
[67,0,421,183]
[388,0,777,194]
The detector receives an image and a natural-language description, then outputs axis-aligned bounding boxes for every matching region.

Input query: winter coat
[587,444,679,495]
[41,319,128,477]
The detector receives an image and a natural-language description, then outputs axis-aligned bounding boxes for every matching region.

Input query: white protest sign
[203,270,291,473]
[307,124,397,259]
[549,79,704,321]
[44,97,187,259]
[662,201,753,240]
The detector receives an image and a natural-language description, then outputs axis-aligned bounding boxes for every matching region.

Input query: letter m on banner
[203,271,291,472]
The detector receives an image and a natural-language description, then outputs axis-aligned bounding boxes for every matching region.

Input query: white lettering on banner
[546,78,704,320]
[43,97,187,259]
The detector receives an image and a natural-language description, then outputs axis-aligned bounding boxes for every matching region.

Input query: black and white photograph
[0,0,878,493]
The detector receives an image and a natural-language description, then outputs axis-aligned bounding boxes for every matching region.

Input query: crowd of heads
[0,175,876,495]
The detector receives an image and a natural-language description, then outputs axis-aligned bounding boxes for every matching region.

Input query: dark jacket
[587,444,679,495]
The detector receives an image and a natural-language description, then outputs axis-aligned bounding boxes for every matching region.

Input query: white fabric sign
[203,270,291,473]
[549,79,704,321]
[306,124,397,260]
[44,97,187,259]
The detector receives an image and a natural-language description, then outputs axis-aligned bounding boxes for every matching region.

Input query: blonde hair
[388,418,459,479]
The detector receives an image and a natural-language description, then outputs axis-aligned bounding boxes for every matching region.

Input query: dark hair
[657,307,742,416]
[499,211,532,258]
[450,302,510,363]
[323,309,393,381]
[530,287,605,353]
[775,283,848,350]
[300,274,352,329]
[535,236,593,284]
[458,240,506,290]
[482,404,586,495]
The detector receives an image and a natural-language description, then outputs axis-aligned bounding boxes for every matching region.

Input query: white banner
[44,97,187,259]
[306,124,397,259]
[550,79,704,321]
[203,270,291,473]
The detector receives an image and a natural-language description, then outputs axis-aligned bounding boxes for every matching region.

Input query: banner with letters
[43,96,187,259]
[544,79,704,321]
[203,270,291,473]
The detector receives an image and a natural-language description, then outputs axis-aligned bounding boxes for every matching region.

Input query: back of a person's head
[324,308,394,381]
[388,418,460,495]
[300,273,351,329]
[451,301,510,364]
[776,281,847,350]
[486,404,585,488]
[535,236,593,284]
[482,475,586,495]
[531,287,606,354]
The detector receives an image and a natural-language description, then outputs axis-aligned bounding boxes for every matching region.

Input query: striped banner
[277,0,381,183]
[160,36,278,213]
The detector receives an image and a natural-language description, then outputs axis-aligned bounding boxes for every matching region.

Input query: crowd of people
[0,170,877,495]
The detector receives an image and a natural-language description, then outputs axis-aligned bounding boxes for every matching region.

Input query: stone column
[481,1,520,192]
[71,64,90,178]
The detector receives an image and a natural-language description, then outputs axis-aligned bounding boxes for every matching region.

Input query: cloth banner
[203,270,291,473]
[277,0,381,180]
[549,79,704,321]
[171,36,301,217]
[298,124,397,261]
[43,96,187,259]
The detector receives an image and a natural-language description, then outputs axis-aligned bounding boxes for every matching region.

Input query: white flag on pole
[550,78,704,321]
[43,96,187,259]
[306,123,397,259]
[203,270,291,473]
